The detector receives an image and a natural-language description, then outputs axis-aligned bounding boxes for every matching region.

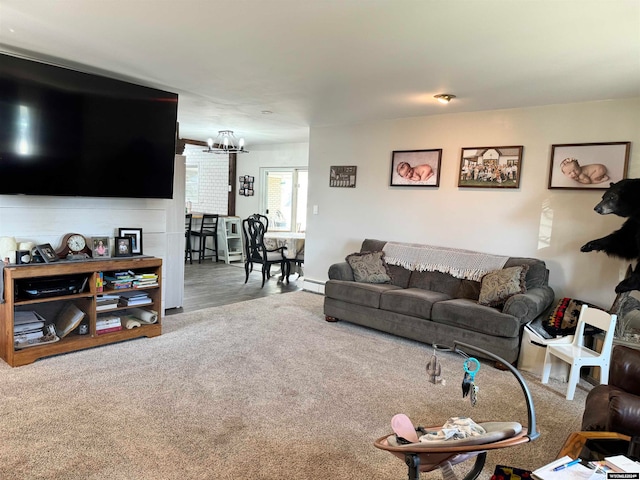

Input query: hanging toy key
[462,357,480,406]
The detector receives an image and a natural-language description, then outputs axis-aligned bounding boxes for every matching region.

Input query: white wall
[183,144,229,214]
[0,155,186,311]
[305,99,640,308]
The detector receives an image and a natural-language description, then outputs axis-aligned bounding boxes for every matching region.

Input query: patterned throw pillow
[478,265,529,307]
[345,251,391,284]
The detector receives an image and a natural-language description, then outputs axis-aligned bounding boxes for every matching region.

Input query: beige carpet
[0,291,590,479]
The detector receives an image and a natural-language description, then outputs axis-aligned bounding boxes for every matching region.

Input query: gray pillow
[345,251,391,284]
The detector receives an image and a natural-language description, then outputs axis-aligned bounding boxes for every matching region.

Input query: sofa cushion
[409,270,462,296]
[431,298,521,337]
[478,265,529,307]
[504,257,548,289]
[380,288,452,320]
[324,279,401,309]
[345,251,391,283]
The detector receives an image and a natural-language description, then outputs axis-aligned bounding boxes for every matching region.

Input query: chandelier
[203,130,248,154]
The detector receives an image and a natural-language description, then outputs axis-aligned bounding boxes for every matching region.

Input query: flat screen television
[0,53,178,199]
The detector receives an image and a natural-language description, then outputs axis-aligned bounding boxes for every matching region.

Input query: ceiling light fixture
[434,94,456,104]
[203,130,248,154]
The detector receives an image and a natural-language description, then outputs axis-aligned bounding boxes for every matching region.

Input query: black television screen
[0,53,178,199]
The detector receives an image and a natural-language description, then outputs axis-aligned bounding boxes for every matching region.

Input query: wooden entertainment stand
[0,256,162,367]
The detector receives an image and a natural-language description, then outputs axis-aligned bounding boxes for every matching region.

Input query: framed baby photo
[548,142,630,190]
[390,149,442,187]
[458,146,523,188]
[92,237,110,258]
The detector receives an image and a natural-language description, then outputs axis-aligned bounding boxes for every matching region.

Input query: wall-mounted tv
[0,53,178,199]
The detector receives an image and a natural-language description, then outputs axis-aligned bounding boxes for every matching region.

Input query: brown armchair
[581,345,640,437]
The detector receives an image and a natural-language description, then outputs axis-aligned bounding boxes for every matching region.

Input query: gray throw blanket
[382,242,509,282]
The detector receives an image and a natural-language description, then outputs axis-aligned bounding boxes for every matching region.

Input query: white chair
[541,304,617,400]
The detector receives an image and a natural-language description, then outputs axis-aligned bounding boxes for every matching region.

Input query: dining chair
[190,213,219,263]
[541,304,617,400]
[242,216,289,288]
[249,213,269,231]
[184,213,193,264]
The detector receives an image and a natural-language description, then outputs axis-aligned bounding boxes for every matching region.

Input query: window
[261,168,308,232]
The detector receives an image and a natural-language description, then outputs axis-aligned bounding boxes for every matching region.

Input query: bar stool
[185,213,193,264]
[190,213,219,263]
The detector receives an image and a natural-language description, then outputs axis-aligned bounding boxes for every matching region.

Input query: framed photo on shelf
[35,243,59,263]
[390,150,442,187]
[458,146,523,188]
[114,237,132,257]
[92,237,110,258]
[548,142,630,190]
[118,228,142,255]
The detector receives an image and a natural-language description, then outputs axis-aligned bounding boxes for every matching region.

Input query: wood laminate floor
[165,259,303,315]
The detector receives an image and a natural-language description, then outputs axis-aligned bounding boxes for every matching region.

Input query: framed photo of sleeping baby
[548,142,630,190]
[390,149,442,187]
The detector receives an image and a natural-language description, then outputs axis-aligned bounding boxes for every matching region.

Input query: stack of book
[96,314,122,334]
[104,271,134,289]
[14,311,47,348]
[118,291,152,307]
[96,294,120,311]
[133,273,159,288]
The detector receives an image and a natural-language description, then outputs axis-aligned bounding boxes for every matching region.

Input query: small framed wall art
[390,150,441,187]
[92,237,110,258]
[239,176,255,196]
[118,228,143,255]
[458,146,523,188]
[548,142,630,190]
[114,237,132,257]
[330,166,357,187]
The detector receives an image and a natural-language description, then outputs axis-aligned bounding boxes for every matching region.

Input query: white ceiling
[1,0,639,147]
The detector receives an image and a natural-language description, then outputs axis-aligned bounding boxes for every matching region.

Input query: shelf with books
[0,256,162,367]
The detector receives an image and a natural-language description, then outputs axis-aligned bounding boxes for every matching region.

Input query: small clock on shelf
[56,233,92,260]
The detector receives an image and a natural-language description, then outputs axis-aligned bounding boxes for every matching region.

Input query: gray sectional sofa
[323,239,555,364]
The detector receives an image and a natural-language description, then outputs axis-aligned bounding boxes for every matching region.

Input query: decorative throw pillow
[543,297,602,337]
[345,251,391,284]
[478,265,529,307]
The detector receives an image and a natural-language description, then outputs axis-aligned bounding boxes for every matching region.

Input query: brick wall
[183,144,228,214]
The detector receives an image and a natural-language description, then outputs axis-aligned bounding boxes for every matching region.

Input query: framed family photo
[390,149,442,187]
[118,228,143,255]
[458,146,523,188]
[548,142,630,190]
[92,237,110,258]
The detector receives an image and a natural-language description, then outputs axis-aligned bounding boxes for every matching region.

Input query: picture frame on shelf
[330,166,357,188]
[114,237,132,257]
[390,150,442,187]
[458,146,523,188]
[92,237,111,258]
[35,243,59,263]
[548,142,630,190]
[118,228,142,255]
